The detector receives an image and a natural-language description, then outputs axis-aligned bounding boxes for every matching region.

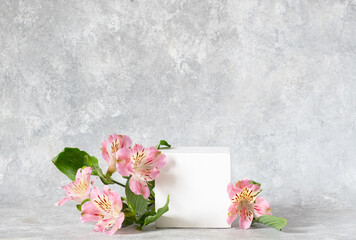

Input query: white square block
[155,147,231,228]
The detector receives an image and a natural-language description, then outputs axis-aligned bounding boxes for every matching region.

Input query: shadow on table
[116,206,316,235]
[115,224,157,235]
[251,206,314,234]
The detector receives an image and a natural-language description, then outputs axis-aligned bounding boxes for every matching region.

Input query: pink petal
[102,185,110,196]
[144,147,159,163]
[90,186,102,200]
[55,197,71,206]
[115,148,131,176]
[80,201,101,223]
[84,179,95,199]
[82,167,92,182]
[235,179,251,189]
[227,183,241,199]
[75,168,83,181]
[239,214,253,230]
[116,148,131,162]
[129,176,150,199]
[120,135,132,148]
[143,147,167,169]
[105,213,125,235]
[148,167,160,180]
[131,144,144,155]
[227,204,238,225]
[93,220,108,232]
[253,197,272,218]
[117,163,131,176]
[238,206,254,230]
[248,184,261,195]
[94,218,117,233]
[106,188,123,211]
[108,135,115,144]
[101,139,111,165]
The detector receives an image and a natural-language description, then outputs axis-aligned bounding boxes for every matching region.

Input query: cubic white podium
[155,147,231,228]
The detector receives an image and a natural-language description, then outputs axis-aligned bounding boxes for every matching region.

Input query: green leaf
[76,199,90,212]
[52,148,100,181]
[125,177,148,216]
[141,195,170,228]
[136,210,156,226]
[254,215,287,231]
[156,140,171,150]
[249,180,261,187]
[121,202,136,227]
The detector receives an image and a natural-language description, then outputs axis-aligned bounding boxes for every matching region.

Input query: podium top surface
[160,147,230,154]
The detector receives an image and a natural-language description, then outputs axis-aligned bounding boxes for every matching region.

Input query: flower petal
[131,144,144,155]
[101,139,111,165]
[239,213,253,230]
[120,135,132,148]
[105,213,125,235]
[227,204,238,225]
[80,201,102,223]
[227,183,241,200]
[116,148,131,176]
[55,197,71,206]
[75,168,83,181]
[253,197,272,218]
[90,186,102,200]
[235,179,251,189]
[82,167,92,182]
[129,176,150,199]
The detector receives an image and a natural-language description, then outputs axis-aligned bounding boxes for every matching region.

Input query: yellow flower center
[233,187,255,204]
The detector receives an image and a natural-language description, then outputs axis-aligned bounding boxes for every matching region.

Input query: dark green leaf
[254,215,287,231]
[122,203,136,227]
[125,177,148,216]
[156,140,171,150]
[76,199,90,211]
[249,180,261,187]
[142,195,170,227]
[136,210,156,226]
[52,148,100,181]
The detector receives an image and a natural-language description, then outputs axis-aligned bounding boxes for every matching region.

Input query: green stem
[110,178,126,188]
[150,191,155,198]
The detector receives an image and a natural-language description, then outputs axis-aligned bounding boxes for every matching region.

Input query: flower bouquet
[53,134,286,234]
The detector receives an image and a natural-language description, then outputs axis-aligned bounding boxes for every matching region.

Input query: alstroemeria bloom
[101,134,132,176]
[127,144,167,199]
[55,167,94,206]
[81,186,125,235]
[227,179,272,229]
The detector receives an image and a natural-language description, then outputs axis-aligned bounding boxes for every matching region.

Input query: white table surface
[1,201,355,239]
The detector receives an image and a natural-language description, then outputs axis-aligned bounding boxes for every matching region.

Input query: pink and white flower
[81,186,125,235]
[55,167,94,206]
[127,144,167,199]
[101,134,132,176]
[227,179,272,229]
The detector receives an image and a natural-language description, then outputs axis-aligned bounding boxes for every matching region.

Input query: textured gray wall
[1,0,356,208]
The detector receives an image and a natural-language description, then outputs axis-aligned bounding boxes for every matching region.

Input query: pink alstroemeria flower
[101,134,132,176]
[55,167,94,206]
[81,186,125,235]
[227,179,272,229]
[127,144,167,199]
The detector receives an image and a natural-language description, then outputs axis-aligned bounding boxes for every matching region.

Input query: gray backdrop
[1,0,356,208]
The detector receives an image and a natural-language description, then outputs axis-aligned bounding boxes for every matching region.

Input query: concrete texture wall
[1,0,356,207]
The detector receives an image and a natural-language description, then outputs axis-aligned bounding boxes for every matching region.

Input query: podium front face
[155,147,231,228]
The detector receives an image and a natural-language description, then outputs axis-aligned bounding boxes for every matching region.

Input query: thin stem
[110,178,125,188]
[150,191,155,198]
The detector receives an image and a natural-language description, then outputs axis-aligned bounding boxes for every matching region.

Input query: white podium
[155,147,231,228]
